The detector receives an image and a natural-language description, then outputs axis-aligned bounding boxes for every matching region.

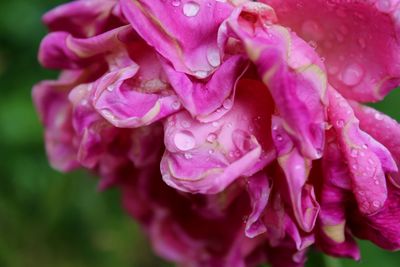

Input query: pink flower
[33,0,400,266]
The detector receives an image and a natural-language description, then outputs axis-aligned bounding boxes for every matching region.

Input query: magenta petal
[38,25,135,69]
[225,5,327,159]
[272,116,319,233]
[120,0,234,76]
[317,138,360,260]
[245,172,272,238]
[328,88,391,215]
[43,0,120,38]
[266,0,400,101]
[161,80,275,194]
[350,183,400,250]
[32,74,79,172]
[161,55,248,118]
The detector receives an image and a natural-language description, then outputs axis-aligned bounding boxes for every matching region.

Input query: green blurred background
[0,1,399,267]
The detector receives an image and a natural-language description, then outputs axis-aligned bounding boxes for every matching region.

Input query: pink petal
[272,116,320,232]
[225,3,327,159]
[328,88,391,214]
[317,137,360,260]
[43,0,122,38]
[38,25,135,69]
[264,0,400,101]
[245,172,272,238]
[120,0,234,76]
[92,47,181,128]
[161,79,275,194]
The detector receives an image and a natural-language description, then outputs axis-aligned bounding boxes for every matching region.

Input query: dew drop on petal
[183,1,200,17]
[212,121,219,127]
[372,200,381,208]
[222,99,233,109]
[350,148,358,157]
[208,149,215,155]
[336,119,344,128]
[171,101,181,110]
[276,135,283,142]
[171,0,181,7]
[376,0,391,12]
[340,63,364,86]
[374,113,384,120]
[207,48,221,67]
[206,133,217,143]
[181,120,191,128]
[184,152,193,159]
[174,131,195,151]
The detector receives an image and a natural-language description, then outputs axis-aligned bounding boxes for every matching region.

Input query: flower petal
[120,0,234,75]
[328,88,392,215]
[161,79,275,194]
[43,0,121,38]
[225,3,327,159]
[264,0,400,101]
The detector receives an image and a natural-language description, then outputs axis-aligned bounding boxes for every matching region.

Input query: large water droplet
[183,1,200,17]
[174,131,196,151]
[207,48,221,67]
[222,99,233,109]
[340,63,364,86]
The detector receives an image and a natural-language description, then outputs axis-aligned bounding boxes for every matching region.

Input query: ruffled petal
[350,183,400,250]
[245,172,272,238]
[327,88,397,215]
[272,116,319,232]
[161,79,275,194]
[161,55,248,118]
[317,136,360,260]
[225,3,327,159]
[32,71,81,172]
[120,0,234,76]
[38,25,135,69]
[43,0,122,38]
[92,47,181,128]
[263,0,400,101]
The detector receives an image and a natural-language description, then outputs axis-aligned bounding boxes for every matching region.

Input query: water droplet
[206,133,217,143]
[208,149,215,155]
[276,135,283,142]
[372,200,381,208]
[308,40,318,49]
[358,190,365,196]
[194,70,208,78]
[212,121,219,127]
[340,63,364,86]
[106,85,114,92]
[222,99,233,109]
[171,101,181,110]
[174,131,195,151]
[184,152,193,159]
[376,0,391,12]
[374,180,380,185]
[336,119,345,128]
[226,123,233,128]
[350,148,358,157]
[301,20,324,41]
[362,144,368,149]
[374,113,383,120]
[183,1,200,17]
[207,48,221,67]
[171,0,181,7]
[181,120,191,128]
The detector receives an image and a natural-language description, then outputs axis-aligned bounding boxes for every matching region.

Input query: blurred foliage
[0,0,399,267]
